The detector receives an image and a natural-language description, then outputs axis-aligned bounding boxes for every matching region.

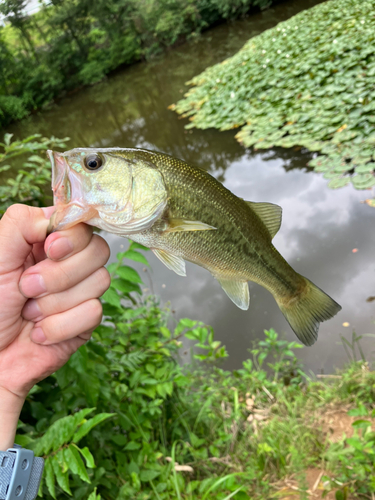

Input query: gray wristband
[0,446,44,500]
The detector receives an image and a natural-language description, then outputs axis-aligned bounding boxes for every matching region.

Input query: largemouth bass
[47,147,341,346]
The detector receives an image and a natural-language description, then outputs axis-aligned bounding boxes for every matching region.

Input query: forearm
[0,387,25,451]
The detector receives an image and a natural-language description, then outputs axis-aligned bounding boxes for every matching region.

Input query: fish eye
[84,154,103,171]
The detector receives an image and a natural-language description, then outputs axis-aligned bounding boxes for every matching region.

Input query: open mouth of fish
[48,150,71,207]
[47,150,97,233]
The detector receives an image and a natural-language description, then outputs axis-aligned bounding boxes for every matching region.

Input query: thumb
[0,205,54,273]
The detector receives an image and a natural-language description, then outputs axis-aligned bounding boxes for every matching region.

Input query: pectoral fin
[216,277,250,310]
[164,218,216,233]
[246,201,282,240]
[153,249,186,277]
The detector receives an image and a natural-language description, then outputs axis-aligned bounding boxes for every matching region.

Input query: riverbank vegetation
[0,0,276,128]
[2,134,375,499]
[17,253,375,500]
[172,0,375,192]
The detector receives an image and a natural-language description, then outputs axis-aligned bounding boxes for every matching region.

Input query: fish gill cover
[171,0,375,191]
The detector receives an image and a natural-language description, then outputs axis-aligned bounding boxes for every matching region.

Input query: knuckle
[38,260,72,292]
[40,293,59,315]
[54,264,72,289]
[4,204,32,223]
[52,317,66,340]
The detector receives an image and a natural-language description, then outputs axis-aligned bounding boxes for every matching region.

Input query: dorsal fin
[246,201,282,239]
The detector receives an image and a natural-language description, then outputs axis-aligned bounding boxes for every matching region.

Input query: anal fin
[216,276,249,310]
[153,248,186,277]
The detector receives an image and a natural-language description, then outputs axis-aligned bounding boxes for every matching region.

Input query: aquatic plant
[172,0,375,190]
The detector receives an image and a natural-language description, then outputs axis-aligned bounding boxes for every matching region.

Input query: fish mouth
[47,149,98,234]
[47,149,74,234]
[48,150,71,206]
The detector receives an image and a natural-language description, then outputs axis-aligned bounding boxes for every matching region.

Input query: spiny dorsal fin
[246,201,282,239]
[216,276,249,310]
[152,248,186,276]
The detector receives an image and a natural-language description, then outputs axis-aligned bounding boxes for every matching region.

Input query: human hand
[0,204,110,449]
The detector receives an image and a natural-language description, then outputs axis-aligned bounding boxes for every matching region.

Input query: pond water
[6,0,375,373]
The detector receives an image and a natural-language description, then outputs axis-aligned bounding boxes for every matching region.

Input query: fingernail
[31,327,46,344]
[47,237,74,260]
[20,274,46,297]
[22,299,42,320]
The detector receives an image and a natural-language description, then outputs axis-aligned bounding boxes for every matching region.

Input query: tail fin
[276,277,341,346]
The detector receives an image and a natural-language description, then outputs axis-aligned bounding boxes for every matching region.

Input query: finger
[44,223,93,261]
[19,234,110,298]
[22,267,110,321]
[0,205,53,273]
[30,299,103,345]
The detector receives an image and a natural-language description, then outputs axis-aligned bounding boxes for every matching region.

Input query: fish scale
[129,150,297,292]
[48,147,342,346]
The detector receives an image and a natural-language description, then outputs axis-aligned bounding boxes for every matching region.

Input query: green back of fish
[117,148,298,297]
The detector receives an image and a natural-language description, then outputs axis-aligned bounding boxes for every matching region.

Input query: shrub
[0,133,68,215]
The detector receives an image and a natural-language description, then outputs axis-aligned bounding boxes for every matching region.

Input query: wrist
[0,387,25,451]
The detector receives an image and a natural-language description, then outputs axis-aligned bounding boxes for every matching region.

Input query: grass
[175,328,375,499]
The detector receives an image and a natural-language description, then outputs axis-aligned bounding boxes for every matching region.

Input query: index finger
[44,223,94,261]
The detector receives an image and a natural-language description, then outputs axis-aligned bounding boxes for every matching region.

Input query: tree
[0,0,38,60]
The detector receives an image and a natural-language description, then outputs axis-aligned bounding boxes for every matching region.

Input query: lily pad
[352,174,375,189]
[355,163,375,174]
[173,0,375,192]
[328,177,351,189]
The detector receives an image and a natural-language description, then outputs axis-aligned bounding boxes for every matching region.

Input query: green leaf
[352,174,375,189]
[111,278,141,294]
[81,372,101,406]
[73,413,114,444]
[76,446,96,469]
[14,434,34,447]
[160,327,171,338]
[179,318,198,329]
[139,469,160,482]
[52,453,71,495]
[129,241,150,251]
[64,445,90,483]
[351,419,372,428]
[124,441,142,451]
[355,163,375,174]
[44,457,56,500]
[87,488,101,500]
[101,287,121,308]
[116,265,143,283]
[328,177,350,189]
[122,250,149,266]
[32,409,95,455]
